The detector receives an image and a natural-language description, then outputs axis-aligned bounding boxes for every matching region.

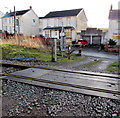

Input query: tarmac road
[81,47,119,60]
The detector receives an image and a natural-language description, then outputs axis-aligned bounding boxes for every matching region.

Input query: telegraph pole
[14,6,16,34]
[16,18,20,57]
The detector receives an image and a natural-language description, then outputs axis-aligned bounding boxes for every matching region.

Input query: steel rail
[1,72,120,96]
[1,62,119,79]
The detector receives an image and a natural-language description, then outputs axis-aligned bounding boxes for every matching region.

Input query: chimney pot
[30,6,32,9]
[110,4,112,11]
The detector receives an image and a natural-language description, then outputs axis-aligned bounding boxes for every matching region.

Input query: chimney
[110,4,113,11]
[29,6,32,9]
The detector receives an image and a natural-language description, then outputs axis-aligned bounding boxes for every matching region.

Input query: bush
[108,39,116,45]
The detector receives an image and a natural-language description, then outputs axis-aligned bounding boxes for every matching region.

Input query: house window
[45,31,49,38]
[3,19,7,24]
[9,26,12,33]
[9,18,11,24]
[4,26,7,31]
[54,19,57,26]
[55,31,57,36]
[47,19,50,26]
[33,19,35,23]
[39,28,42,32]
[67,18,71,25]
[12,17,14,24]
[65,30,72,39]
[58,18,62,26]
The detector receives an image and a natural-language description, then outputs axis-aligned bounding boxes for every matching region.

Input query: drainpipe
[14,6,16,34]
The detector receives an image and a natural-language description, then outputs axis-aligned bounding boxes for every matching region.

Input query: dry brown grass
[1,35,46,49]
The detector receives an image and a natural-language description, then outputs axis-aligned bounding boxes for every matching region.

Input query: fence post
[51,40,54,62]
[67,45,71,59]
[54,38,57,62]
[51,38,57,62]
[78,45,82,56]
[75,44,82,56]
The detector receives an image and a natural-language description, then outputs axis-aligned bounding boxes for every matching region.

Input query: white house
[106,5,120,45]
[0,11,4,30]
[39,8,88,42]
[2,6,39,36]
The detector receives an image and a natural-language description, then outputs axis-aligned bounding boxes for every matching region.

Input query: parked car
[76,39,88,46]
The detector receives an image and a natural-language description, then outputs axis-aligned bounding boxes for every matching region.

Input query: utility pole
[16,18,20,57]
[60,21,64,57]
[14,6,16,34]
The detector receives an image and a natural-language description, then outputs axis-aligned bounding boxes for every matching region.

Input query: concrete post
[52,38,57,62]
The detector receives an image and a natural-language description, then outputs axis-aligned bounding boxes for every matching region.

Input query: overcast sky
[0,0,119,28]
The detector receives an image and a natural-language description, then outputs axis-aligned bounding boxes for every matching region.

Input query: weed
[106,62,120,72]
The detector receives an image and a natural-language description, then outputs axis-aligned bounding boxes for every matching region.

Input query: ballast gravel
[1,58,120,117]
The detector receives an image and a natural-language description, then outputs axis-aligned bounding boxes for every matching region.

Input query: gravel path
[1,57,120,117]
[72,57,117,74]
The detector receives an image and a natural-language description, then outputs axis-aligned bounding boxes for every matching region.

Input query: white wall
[0,11,4,30]
[107,20,119,39]
[40,16,76,29]
[106,19,119,44]
[77,10,88,32]
[2,17,14,33]
[21,9,39,36]
[2,9,39,36]
[40,16,77,40]
[39,10,88,41]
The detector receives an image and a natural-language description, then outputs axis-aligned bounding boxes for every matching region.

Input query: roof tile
[41,8,83,19]
[2,9,30,18]
[109,10,120,19]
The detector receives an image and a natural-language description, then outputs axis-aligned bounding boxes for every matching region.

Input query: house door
[92,36,101,45]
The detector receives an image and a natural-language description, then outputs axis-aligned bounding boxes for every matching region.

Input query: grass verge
[80,60,102,68]
[106,62,120,73]
[58,56,85,63]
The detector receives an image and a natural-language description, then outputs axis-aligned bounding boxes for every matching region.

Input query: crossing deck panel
[2,68,119,100]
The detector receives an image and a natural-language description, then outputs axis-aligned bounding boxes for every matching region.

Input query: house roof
[43,26,75,30]
[40,8,83,19]
[0,11,4,16]
[109,10,120,19]
[2,9,30,18]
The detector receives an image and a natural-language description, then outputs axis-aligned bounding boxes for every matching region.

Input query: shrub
[108,39,117,45]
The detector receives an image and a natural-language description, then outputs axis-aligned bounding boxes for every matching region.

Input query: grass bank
[1,43,51,61]
[1,43,84,62]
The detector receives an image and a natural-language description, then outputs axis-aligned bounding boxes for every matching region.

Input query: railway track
[1,62,120,100]
[1,62,119,78]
